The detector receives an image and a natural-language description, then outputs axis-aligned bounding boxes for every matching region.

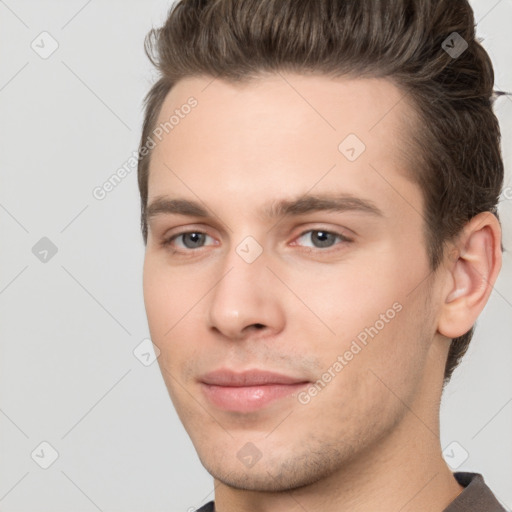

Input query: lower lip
[201,382,309,412]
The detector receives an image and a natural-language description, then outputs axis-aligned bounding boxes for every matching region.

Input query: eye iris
[183,233,206,248]
[312,231,336,248]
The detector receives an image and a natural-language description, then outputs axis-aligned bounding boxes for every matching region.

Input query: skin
[142,73,502,512]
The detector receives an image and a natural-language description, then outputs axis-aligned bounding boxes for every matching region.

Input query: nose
[207,249,285,341]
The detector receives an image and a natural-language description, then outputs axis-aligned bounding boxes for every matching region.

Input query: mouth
[199,369,310,412]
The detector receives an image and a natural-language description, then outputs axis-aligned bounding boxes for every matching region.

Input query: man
[137,0,508,510]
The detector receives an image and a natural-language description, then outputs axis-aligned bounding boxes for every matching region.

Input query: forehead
[154,72,415,136]
[147,73,421,220]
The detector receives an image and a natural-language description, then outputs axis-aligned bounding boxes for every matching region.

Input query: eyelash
[161,228,353,255]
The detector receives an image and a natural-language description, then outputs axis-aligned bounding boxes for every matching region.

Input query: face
[143,73,443,491]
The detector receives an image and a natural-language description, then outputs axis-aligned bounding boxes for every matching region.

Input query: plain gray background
[0,0,511,510]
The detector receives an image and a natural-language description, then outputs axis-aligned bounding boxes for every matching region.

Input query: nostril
[253,323,265,329]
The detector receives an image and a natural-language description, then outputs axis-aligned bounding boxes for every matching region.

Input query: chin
[197,446,343,493]
[203,466,323,492]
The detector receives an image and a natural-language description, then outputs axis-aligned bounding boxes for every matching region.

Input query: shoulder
[194,501,215,512]
[444,472,509,512]
[191,475,509,512]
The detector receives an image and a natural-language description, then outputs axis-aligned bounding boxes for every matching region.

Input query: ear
[437,212,502,339]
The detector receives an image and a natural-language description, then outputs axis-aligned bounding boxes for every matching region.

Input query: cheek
[296,306,429,447]
[334,289,432,419]
[142,263,169,339]
[143,256,205,377]
[142,255,197,336]
[290,253,431,402]
[276,256,402,340]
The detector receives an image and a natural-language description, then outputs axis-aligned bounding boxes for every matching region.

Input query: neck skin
[212,339,465,512]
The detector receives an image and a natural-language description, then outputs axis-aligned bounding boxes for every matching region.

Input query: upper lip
[200,369,309,387]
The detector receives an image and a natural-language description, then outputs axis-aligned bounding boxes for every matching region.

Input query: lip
[200,369,310,412]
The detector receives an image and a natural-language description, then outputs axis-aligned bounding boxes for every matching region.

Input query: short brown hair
[137,0,505,386]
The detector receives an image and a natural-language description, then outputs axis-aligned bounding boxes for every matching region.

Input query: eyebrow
[146,194,384,222]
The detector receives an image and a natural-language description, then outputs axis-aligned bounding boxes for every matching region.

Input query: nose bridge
[207,238,283,339]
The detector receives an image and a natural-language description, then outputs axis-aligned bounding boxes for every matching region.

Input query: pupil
[313,231,334,248]
[184,233,205,248]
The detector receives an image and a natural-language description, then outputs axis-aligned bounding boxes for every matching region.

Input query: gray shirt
[194,472,508,511]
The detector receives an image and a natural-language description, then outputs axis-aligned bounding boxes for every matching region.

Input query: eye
[163,231,216,251]
[294,229,352,249]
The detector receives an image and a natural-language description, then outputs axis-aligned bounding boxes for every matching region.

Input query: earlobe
[438,212,502,339]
